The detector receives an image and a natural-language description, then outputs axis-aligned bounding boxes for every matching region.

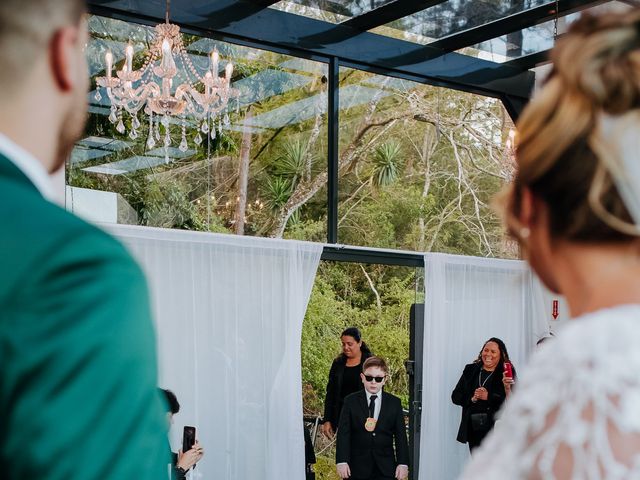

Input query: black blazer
[451,362,514,443]
[336,390,409,478]
[323,352,372,427]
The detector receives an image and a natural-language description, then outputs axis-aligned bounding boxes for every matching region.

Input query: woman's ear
[518,186,535,231]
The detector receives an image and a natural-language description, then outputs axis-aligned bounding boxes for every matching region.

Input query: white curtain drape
[419,253,549,480]
[107,225,323,480]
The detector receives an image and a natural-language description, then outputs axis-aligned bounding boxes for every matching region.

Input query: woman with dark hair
[159,389,204,480]
[451,338,516,451]
[321,327,373,438]
[461,9,640,478]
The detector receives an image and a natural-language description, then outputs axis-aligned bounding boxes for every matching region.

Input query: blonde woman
[461,10,640,479]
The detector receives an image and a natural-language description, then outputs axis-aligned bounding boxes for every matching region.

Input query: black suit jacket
[336,390,409,478]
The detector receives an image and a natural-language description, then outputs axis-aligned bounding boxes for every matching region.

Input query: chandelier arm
[123,102,146,116]
[111,83,160,114]
[182,87,208,108]
[176,87,208,118]
[104,87,118,107]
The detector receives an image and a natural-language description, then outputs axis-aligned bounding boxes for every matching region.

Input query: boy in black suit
[336,356,409,480]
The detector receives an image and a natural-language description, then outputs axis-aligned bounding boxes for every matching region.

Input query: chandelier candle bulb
[211,49,219,77]
[225,62,233,83]
[204,71,212,96]
[105,51,113,79]
[125,44,133,72]
[161,38,172,69]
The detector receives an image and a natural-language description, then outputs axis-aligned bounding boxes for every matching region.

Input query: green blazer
[0,153,169,479]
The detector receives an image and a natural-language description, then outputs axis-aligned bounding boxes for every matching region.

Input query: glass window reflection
[68,16,328,241]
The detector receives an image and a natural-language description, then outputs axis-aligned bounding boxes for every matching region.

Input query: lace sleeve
[520,396,640,479]
[460,309,640,480]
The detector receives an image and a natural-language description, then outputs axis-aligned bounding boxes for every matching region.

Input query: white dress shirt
[0,132,55,201]
[365,389,382,420]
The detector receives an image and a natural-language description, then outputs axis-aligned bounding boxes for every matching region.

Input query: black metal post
[408,303,425,480]
[327,57,339,244]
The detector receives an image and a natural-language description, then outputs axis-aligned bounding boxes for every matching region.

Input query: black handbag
[470,412,491,432]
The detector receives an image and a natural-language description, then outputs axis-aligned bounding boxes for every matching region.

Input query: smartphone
[182,426,196,454]
[503,362,513,378]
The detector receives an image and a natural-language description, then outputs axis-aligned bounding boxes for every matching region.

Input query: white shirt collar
[0,132,56,201]
[365,390,381,401]
[365,389,382,420]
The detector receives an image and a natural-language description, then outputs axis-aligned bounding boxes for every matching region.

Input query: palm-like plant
[263,176,293,211]
[272,139,312,184]
[371,141,402,187]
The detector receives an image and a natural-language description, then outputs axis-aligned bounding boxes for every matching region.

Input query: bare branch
[360,265,382,315]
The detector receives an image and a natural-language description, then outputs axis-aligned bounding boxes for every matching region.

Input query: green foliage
[303,262,416,480]
[142,180,205,230]
[263,176,293,211]
[371,141,402,187]
[284,217,327,242]
[313,455,340,480]
[272,139,312,182]
[302,263,415,411]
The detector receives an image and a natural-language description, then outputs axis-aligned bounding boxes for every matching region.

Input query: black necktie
[368,395,377,418]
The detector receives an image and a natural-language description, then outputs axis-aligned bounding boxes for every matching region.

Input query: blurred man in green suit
[0,1,168,478]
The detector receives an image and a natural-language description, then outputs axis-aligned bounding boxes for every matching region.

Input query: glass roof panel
[370,0,550,45]
[456,15,560,63]
[456,1,632,63]
[270,0,395,24]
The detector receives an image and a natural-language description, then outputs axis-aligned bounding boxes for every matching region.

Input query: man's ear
[49,26,81,92]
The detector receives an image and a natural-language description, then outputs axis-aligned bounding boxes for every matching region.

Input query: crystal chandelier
[95,0,240,159]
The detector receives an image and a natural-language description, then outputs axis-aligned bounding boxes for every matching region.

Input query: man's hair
[160,388,180,415]
[0,0,85,92]
[362,356,388,374]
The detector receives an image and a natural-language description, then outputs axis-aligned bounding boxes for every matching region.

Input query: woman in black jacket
[451,337,515,451]
[321,327,372,438]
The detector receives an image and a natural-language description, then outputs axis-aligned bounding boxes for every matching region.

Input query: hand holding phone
[503,362,513,378]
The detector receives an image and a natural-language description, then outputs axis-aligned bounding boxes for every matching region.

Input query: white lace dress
[460,304,640,480]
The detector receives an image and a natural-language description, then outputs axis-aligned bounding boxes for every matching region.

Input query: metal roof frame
[87,0,535,108]
[85,0,623,249]
[427,0,608,52]
[341,0,448,31]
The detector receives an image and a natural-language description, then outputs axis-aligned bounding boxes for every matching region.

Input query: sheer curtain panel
[419,253,548,480]
[107,225,322,480]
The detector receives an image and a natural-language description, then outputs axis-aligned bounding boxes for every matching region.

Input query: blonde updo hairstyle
[503,10,640,243]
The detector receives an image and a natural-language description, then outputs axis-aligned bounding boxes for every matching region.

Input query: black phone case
[182,426,196,453]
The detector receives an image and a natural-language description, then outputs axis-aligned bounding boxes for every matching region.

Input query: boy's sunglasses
[364,375,385,383]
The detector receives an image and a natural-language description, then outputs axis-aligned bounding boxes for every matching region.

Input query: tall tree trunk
[234,108,253,235]
[418,126,435,251]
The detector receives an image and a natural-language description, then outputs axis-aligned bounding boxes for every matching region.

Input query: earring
[520,227,530,239]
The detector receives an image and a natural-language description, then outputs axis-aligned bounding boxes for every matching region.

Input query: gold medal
[364,417,377,432]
